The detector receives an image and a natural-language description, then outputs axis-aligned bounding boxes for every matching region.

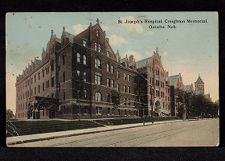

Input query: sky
[6,12,219,114]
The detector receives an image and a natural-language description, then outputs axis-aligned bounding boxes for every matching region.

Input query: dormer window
[83,40,87,47]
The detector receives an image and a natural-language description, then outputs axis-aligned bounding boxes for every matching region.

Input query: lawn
[6,116,179,137]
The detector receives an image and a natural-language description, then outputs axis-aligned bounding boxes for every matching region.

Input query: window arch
[95,92,102,102]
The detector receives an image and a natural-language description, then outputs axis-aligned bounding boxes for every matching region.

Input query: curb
[7,119,182,146]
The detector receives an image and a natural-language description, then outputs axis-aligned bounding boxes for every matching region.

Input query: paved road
[11,118,219,147]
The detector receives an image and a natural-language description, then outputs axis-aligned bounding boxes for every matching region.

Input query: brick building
[136,48,171,116]
[15,19,171,119]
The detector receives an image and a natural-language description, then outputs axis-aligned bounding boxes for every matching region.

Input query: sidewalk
[7,119,183,146]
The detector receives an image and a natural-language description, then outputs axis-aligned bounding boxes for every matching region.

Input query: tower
[195,74,204,95]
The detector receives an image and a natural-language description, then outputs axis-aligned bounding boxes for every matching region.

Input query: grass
[7,116,179,137]
[95,116,178,125]
[6,120,103,137]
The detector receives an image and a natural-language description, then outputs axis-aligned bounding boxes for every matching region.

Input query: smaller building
[184,84,194,94]
[195,74,204,95]
[168,73,184,117]
[168,73,184,90]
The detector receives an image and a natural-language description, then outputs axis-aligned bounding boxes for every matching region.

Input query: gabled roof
[136,57,151,68]
[184,84,193,91]
[195,75,204,84]
[63,31,74,42]
[168,74,179,86]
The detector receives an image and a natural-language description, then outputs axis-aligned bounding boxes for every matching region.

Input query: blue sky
[6,12,218,113]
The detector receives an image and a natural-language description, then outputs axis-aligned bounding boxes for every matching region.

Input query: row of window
[151,78,165,88]
[96,107,138,116]
[17,78,54,101]
[17,66,51,92]
[76,70,87,82]
[76,53,87,65]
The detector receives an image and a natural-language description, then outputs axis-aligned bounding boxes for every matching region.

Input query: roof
[195,75,204,84]
[63,31,74,42]
[184,84,193,91]
[168,74,179,86]
[136,57,151,68]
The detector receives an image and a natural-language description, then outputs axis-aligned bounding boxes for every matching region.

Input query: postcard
[6,12,219,147]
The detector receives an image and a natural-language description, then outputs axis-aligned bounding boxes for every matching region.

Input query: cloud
[109,34,127,46]
[162,51,168,56]
[120,16,144,33]
[72,24,88,34]
[124,50,143,61]
[101,25,109,31]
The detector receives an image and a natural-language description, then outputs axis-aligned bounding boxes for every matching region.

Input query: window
[46,80,49,88]
[51,77,54,87]
[94,43,97,51]
[84,89,87,99]
[107,108,110,115]
[111,66,114,74]
[83,72,87,82]
[77,70,80,76]
[42,69,44,77]
[38,73,40,80]
[77,53,80,63]
[124,73,126,80]
[96,107,102,115]
[62,55,65,65]
[117,84,120,91]
[98,44,101,52]
[83,55,87,65]
[63,91,66,100]
[34,75,36,82]
[95,73,102,85]
[38,85,40,93]
[124,98,127,105]
[107,51,110,57]
[95,58,101,68]
[111,79,114,88]
[51,60,54,71]
[128,75,130,81]
[95,92,102,102]
[124,86,126,93]
[46,66,49,74]
[107,94,111,102]
[128,86,130,93]
[83,40,87,47]
[34,87,36,95]
[63,72,65,82]
[117,71,119,79]
[107,64,110,72]
[42,82,45,91]
[107,78,110,87]
[118,109,121,115]
[96,30,99,37]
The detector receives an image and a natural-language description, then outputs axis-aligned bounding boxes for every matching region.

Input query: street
[10,118,219,147]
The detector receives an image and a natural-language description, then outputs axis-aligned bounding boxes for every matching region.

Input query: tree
[111,90,120,108]
[6,109,14,121]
